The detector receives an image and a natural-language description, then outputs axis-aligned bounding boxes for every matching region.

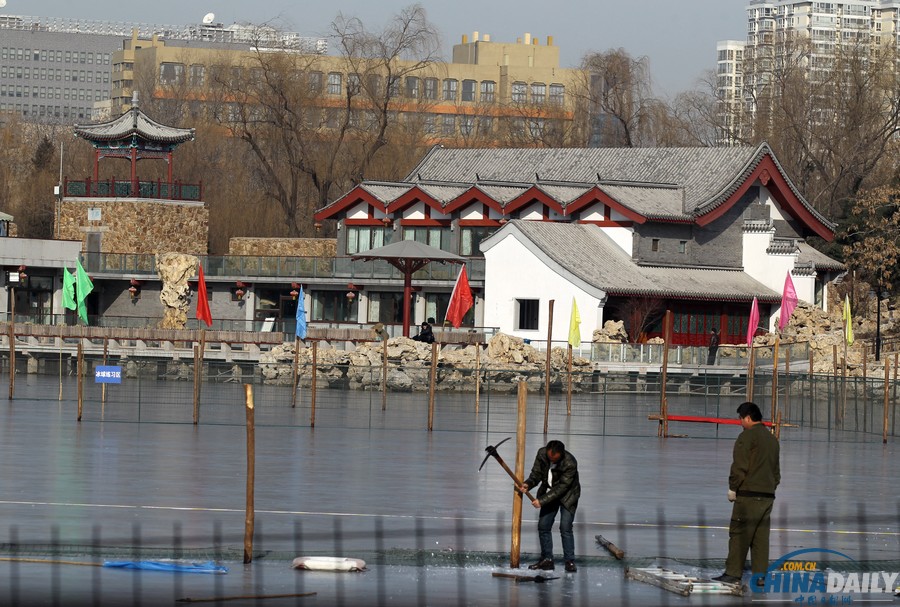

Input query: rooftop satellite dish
[202,12,215,25]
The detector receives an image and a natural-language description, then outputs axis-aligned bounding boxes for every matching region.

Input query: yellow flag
[843,295,854,345]
[568,297,581,348]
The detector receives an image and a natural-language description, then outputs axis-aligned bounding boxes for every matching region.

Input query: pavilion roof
[74,106,195,145]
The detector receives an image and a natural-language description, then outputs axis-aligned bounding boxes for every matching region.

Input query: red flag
[196,264,212,327]
[445,265,473,328]
[779,271,798,331]
[747,297,759,347]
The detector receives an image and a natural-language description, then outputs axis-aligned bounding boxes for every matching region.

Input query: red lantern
[235,288,245,300]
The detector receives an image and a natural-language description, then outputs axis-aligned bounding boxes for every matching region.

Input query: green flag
[62,269,76,311]
[75,259,93,325]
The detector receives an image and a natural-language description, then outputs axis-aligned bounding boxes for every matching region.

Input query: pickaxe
[478,437,536,502]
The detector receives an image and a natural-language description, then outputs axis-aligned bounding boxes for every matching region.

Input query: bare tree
[212,5,440,237]
[614,296,665,342]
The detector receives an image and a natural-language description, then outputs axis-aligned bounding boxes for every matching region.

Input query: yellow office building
[111,30,586,143]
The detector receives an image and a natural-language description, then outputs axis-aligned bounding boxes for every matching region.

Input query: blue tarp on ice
[103,560,227,574]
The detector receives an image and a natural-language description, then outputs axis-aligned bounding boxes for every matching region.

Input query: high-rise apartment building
[716,1,900,144]
[0,14,324,123]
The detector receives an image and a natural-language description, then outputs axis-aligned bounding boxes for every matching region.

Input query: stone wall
[57,199,208,255]
[228,237,337,257]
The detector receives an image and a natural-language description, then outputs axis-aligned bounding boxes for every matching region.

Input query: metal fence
[3,347,897,442]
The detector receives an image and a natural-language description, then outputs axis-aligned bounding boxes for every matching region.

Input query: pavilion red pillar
[93,149,100,184]
[167,151,173,184]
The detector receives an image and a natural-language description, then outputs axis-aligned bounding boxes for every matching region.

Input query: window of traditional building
[651,238,660,252]
[517,299,539,330]
[311,291,356,323]
[346,226,388,254]
[403,226,450,251]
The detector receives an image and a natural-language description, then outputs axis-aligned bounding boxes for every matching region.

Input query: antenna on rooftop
[202,12,215,25]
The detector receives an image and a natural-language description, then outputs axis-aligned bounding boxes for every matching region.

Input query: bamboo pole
[291,337,300,408]
[76,340,84,421]
[58,324,63,401]
[784,346,790,424]
[840,356,847,427]
[510,380,527,569]
[243,384,255,564]
[381,338,388,411]
[894,353,899,399]
[192,345,200,425]
[771,336,780,437]
[198,329,206,410]
[100,337,109,406]
[8,290,15,400]
[883,361,890,444]
[427,342,437,432]
[543,299,555,435]
[310,341,318,428]
[659,310,672,437]
[566,344,573,416]
[474,343,481,414]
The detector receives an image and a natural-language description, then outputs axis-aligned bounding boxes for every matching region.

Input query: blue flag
[296,286,307,339]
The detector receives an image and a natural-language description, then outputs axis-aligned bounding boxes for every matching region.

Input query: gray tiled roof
[361,183,412,203]
[409,146,753,212]
[501,220,781,302]
[418,184,470,204]
[406,144,833,230]
[598,184,686,219]
[797,241,845,271]
[74,107,194,144]
[536,184,591,205]
[473,184,528,204]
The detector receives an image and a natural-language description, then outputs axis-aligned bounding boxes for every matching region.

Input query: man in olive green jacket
[518,440,581,573]
[713,402,780,586]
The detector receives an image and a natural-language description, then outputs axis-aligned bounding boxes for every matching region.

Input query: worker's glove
[727,490,737,502]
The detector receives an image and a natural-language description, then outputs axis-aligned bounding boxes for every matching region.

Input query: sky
[4,0,747,97]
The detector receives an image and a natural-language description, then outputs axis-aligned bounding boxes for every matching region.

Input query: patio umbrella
[352,240,465,337]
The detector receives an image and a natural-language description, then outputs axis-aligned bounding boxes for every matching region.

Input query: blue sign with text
[95,366,122,384]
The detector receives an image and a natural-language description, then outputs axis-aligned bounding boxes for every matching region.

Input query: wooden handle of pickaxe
[595,534,625,560]
[488,449,537,502]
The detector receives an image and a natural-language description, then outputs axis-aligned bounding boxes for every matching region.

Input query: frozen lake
[0,378,897,606]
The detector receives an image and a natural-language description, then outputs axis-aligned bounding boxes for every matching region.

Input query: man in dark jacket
[518,440,581,573]
[713,402,780,587]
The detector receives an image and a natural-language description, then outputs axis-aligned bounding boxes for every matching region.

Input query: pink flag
[445,265,473,328]
[779,272,798,331]
[747,297,759,347]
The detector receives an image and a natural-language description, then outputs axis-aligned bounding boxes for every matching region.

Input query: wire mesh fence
[1,343,898,442]
[1,499,898,607]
